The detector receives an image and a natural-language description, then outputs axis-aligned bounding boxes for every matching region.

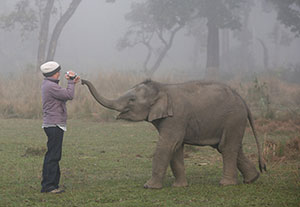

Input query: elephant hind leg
[219,149,239,186]
[170,144,188,187]
[218,117,247,186]
[237,147,260,184]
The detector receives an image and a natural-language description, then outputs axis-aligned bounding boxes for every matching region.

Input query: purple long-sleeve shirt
[41,77,75,126]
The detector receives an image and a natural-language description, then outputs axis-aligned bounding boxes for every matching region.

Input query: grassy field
[0,118,299,207]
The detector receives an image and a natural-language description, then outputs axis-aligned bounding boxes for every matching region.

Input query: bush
[1,69,300,121]
[247,76,274,119]
[263,137,300,162]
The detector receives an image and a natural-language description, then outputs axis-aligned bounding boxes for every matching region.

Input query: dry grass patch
[263,137,300,162]
[1,69,300,122]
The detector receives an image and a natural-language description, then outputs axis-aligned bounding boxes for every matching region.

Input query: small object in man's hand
[66,71,77,80]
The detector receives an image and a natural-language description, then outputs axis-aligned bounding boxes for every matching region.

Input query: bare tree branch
[46,0,82,61]
[36,0,54,69]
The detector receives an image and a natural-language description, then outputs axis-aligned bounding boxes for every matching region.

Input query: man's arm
[50,80,75,101]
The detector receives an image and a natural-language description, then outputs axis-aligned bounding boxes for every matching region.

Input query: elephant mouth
[116,108,130,120]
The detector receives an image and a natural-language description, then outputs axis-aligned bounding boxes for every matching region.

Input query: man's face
[52,71,60,79]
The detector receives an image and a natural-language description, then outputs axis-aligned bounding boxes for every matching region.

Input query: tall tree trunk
[272,23,280,68]
[205,18,220,80]
[220,29,230,72]
[238,6,252,72]
[143,43,153,74]
[221,29,230,57]
[47,0,82,61]
[36,0,55,70]
[191,35,202,70]
[257,38,269,71]
[146,45,170,78]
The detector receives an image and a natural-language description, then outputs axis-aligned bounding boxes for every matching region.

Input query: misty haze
[0,0,299,206]
[1,0,299,77]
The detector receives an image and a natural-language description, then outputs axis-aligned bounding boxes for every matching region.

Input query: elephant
[81,79,266,189]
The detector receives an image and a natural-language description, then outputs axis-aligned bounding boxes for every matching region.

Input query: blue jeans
[41,127,64,192]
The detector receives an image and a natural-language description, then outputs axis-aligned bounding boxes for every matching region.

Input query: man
[40,61,80,193]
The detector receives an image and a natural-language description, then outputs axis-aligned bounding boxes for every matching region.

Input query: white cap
[40,61,61,77]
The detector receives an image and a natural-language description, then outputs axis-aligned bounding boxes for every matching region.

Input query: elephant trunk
[81,79,124,112]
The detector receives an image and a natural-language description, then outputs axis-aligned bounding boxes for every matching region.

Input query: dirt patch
[22,146,46,157]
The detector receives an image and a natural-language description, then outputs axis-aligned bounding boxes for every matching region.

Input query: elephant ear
[148,91,173,122]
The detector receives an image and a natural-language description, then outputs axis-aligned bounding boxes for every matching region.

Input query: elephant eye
[129,97,136,103]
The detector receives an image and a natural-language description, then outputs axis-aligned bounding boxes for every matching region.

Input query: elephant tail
[247,106,267,173]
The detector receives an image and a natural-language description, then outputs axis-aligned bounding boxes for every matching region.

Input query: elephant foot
[172,179,188,188]
[144,179,163,189]
[219,178,238,186]
[244,172,260,184]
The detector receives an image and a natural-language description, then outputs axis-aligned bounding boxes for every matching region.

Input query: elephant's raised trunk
[81,79,123,112]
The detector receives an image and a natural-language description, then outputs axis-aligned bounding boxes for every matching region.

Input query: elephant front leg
[144,135,181,189]
[220,150,239,186]
[170,144,188,187]
[144,141,171,189]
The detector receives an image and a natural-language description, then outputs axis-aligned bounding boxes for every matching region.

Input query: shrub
[263,137,300,162]
[247,76,274,119]
[0,69,300,121]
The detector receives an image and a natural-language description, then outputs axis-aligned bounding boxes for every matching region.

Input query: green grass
[0,118,299,207]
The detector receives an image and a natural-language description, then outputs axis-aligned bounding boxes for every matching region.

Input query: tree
[256,38,269,70]
[192,0,245,79]
[0,0,82,70]
[267,0,300,37]
[186,19,207,71]
[118,0,246,79]
[117,0,195,77]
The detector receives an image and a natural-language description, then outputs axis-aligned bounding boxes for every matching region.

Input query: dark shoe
[41,187,65,194]
[41,186,56,193]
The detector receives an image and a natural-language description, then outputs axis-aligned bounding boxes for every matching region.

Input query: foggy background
[0,0,300,79]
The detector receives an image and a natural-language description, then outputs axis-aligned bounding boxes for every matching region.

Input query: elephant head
[81,79,173,122]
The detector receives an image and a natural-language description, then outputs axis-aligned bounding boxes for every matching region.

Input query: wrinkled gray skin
[81,79,266,189]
